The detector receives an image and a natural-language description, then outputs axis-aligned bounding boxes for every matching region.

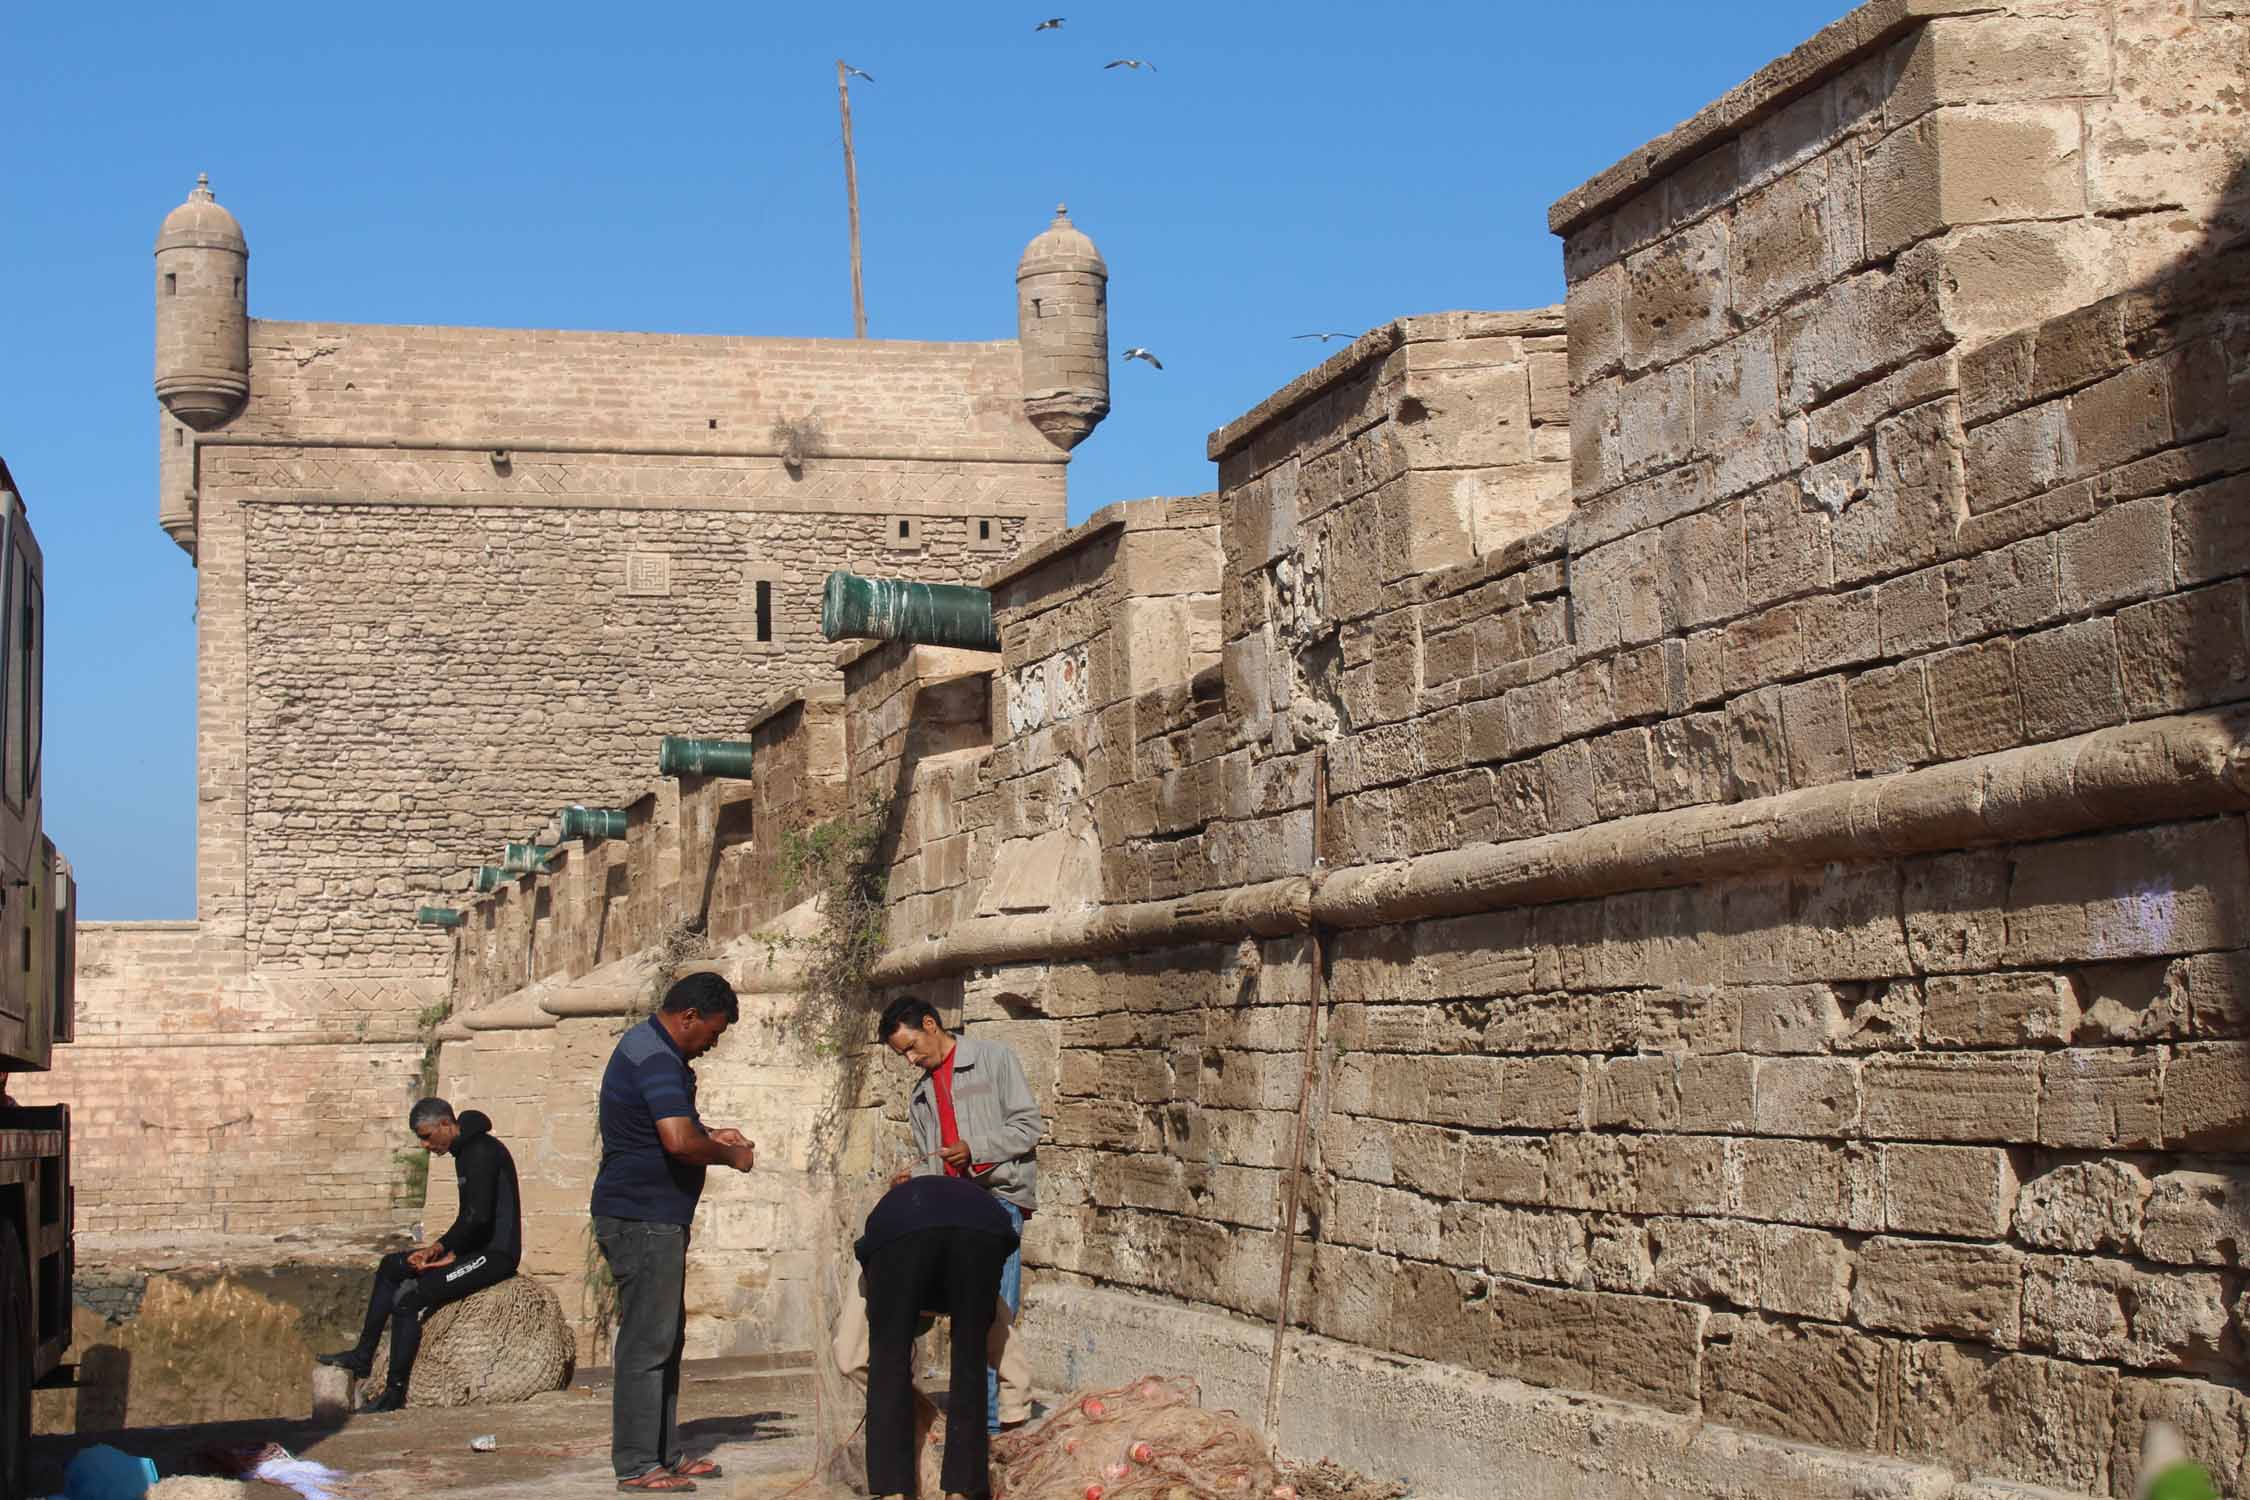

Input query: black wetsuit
[351,1110,522,1393]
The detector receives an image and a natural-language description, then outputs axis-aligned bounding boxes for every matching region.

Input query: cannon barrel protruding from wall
[473,865,511,893]
[415,907,466,928]
[820,571,998,653]
[658,736,755,779]
[501,842,557,873]
[559,806,628,842]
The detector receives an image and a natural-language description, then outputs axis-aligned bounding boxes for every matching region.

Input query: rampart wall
[27,273,1075,1233]
[384,1,2250,1491]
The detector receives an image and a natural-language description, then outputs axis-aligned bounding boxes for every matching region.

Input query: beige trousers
[831,1270,1032,1425]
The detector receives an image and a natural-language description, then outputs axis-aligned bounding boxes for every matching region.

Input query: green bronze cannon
[820,571,997,653]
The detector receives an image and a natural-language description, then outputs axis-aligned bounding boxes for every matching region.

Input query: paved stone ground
[30,1363,855,1500]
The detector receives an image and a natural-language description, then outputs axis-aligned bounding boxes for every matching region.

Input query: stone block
[1692,332,1780,463]
[1589,1054,1678,1130]
[1932,219,2124,349]
[1864,1052,2040,1144]
[1677,1055,1756,1133]
[1780,258,1950,410]
[2118,580,2250,717]
[1922,972,2078,1047]
[1893,1340,2117,1496]
[2173,472,2250,588]
[1965,398,2072,514]
[2141,1166,2250,1268]
[2040,1047,2165,1149]
[2066,361,2175,482]
[1834,402,1968,586]
[1738,984,1842,1055]
[2165,1042,2250,1150]
[1614,363,1698,485]
[1875,566,1949,658]
[1588,1290,1705,1414]
[1846,661,1935,776]
[1460,1134,1547,1206]
[2016,1158,2150,1255]
[1741,477,1830,609]
[2016,615,2124,742]
[2004,819,2250,967]
[1889,14,2111,125]
[1704,1315,1887,1451]
[1624,216,1731,372]
[1482,1274,1596,1392]
[1725,685,1789,802]
[1917,638,2025,755]
[1752,1056,1861,1136]
[1650,710,1730,811]
[1659,501,1747,632]
[1480,1205,1590,1286]
[1949,534,2058,639]
[1778,674,1851,788]
[2022,1255,2233,1370]
[1908,852,2015,975]
[1733,1137,1880,1231]
[2086,12,2249,218]
[1853,1236,2024,1344]
[1565,260,1625,387]
[2058,493,2172,613]
[1880,1143,2020,1240]
[1865,105,2086,261]
[1729,144,1864,326]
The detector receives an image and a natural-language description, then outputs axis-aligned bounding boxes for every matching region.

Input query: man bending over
[317,1096,521,1411]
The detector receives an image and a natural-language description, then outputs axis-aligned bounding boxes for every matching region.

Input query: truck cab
[0,461,75,1497]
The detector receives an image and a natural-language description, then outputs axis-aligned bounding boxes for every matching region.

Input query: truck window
[20,559,38,804]
[0,530,14,810]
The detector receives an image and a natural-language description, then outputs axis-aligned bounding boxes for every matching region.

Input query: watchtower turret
[1016,205,1109,452]
[154,174,249,430]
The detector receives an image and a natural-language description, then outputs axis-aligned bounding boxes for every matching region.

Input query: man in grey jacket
[879,994,1042,1434]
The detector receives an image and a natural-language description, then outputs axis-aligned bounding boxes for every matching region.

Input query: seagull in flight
[1122,347,1163,369]
[1034,17,1065,30]
[1293,332,1356,343]
[842,62,875,82]
[1105,58,1156,72]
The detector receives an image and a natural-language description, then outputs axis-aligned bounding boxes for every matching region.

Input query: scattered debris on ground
[1278,1457,1410,1500]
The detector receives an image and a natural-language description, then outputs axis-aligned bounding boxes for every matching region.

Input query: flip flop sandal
[670,1459,724,1479]
[616,1471,697,1492]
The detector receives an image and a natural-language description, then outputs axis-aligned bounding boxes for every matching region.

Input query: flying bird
[1105,58,1156,72]
[1034,17,1065,30]
[1122,347,1164,369]
[1293,332,1356,343]
[842,62,875,82]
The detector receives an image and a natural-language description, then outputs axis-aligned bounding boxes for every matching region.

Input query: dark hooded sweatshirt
[437,1110,522,1270]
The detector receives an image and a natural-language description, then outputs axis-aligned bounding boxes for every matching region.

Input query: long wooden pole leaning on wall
[837,60,868,339]
[1262,745,1329,1445]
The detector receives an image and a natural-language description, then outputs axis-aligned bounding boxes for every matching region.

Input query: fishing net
[991,1376,1290,1500]
[361,1274,573,1408]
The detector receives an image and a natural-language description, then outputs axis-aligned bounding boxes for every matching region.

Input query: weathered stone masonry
[24,192,1108,1234]
[431,1,2250,1496]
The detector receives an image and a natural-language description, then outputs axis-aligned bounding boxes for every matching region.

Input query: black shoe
[361,1385,409,1413]
[315,1348,372,1377]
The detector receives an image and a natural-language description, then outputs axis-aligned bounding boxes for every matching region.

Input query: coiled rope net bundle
[991,1376,1288,1500]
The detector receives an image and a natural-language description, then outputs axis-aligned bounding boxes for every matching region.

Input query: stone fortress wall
[22,190,1110,1234]
[431,0,2250,1493]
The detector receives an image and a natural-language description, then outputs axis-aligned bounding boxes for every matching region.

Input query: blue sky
[6,0,1842,919]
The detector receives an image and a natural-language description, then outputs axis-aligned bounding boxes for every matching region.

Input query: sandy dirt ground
[30,1362,858,1500]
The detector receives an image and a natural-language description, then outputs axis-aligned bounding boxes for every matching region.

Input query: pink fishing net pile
[991,1376,1296,1500]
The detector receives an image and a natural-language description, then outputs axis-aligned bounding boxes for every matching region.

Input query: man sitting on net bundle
[855,1173,1021,1500]
[317,1096,521,1410]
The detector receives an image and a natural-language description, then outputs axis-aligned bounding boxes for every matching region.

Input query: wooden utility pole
[837,60,868,339]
